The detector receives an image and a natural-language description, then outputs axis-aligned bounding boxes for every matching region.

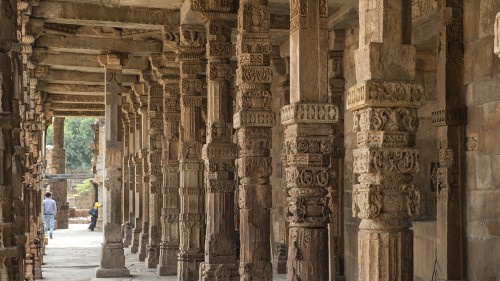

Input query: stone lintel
[33,2,180,30]
[37,35,162,55]
[39,83,104,95]
[52,110,104,117]
[40,52,149,74]
[45,94,104,103]
[51,102,104,111]
[37,68,138,85]
[281,103,338,125]
[346,80,424,111]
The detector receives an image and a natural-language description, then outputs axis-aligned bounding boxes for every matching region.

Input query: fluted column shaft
[177,25,206,281]
[95,53,130,278]
[346,1,423,280]
[235,1,274,280]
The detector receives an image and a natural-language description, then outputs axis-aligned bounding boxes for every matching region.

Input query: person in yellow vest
[88,201,102,231]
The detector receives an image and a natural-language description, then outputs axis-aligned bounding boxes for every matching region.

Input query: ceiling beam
[39,83,104,95]
[36,35,162,55]
[39,52,149,74]
[45,94,104,103]
[36,68,139,85]
[50,102,104,111]
[51,110,104,117]
[33,1,180,30]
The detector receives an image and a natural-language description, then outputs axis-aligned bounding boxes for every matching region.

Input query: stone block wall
[464,2,500,281]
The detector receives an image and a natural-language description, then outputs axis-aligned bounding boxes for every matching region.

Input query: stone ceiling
[28,0,435,118]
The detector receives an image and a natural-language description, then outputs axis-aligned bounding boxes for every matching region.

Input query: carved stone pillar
[346,1,424,280]
[0,11,19,277]
[95,53,130,278]
[51,117,65,174]
[191,4,240,280]
[177,25,206,281]
[134,85,149,261]
[144,80,163,268]
[121,108,132,248]
[50,117,69,229]
[130,99,142,254]
[328,30,345,279]
[155,59,181,276]
[282,2,337,281]
[138,97,150,262]
[433,1,466,280]
[235,1,274,280]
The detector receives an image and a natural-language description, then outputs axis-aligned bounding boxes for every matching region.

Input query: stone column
[346,1,424,280]
[0,10,19,277]
[192,4,239,280]
[138,96,150,262]
[282,1,338,281]
[130,99,142,254]
[328,30,345,279]
[95,53,130,278]
[50,117,69,229]
[156,62,181,276]
[433,1,467,280]
[51,117,65,174]
[177,25,206,281]
[121,108,132,247]
[145,80,163,268]
[235,1,274,280]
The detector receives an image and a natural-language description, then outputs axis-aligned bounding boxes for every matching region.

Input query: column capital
[98,52,130,69]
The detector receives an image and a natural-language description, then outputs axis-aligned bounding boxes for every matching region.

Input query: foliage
[45,118,95,171]
[73,178,94,196]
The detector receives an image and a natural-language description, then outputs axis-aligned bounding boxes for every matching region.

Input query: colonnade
[0,0,431,281]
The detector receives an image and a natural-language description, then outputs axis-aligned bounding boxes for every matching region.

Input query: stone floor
[41,224,286,281]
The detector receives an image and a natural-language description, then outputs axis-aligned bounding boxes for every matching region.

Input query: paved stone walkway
[41,224,286,281]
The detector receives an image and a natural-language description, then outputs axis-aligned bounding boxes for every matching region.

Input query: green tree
[73,178,94,196]
[45,118,95,171]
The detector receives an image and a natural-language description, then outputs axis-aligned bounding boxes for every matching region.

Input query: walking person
[43,192,57,239]
[88,201,102,231]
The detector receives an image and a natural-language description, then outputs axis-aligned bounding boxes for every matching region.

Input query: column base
[145,244,159,268]
[178,253,203,281]
[157,264,177,276]
[157,245,179,276]
[95,267,130,278]
[200,262,239,281]
[272,243,287,274]
[97,242,129,277]
[138,232,149,261]
[130,228,141,253]
[123,223,133,248]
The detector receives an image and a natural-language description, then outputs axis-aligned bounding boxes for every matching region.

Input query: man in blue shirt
[43,192,57,239]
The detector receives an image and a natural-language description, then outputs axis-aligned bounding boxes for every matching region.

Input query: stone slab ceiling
[31,0,356,117]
